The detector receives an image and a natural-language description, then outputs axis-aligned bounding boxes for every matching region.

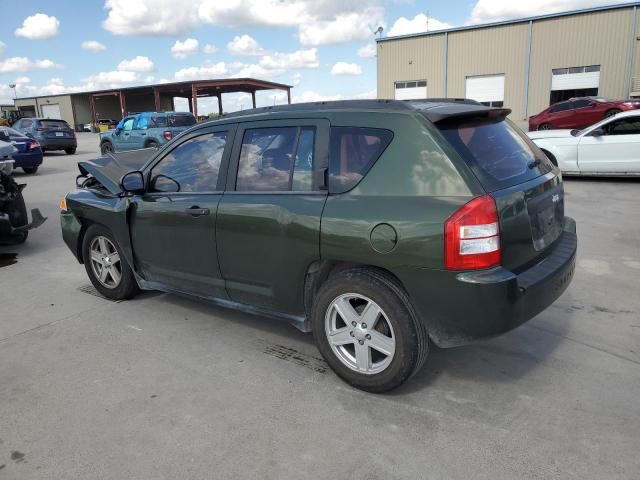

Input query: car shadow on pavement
[392,300,575,395]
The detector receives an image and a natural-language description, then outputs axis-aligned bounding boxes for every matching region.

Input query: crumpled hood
[78,148,156,195]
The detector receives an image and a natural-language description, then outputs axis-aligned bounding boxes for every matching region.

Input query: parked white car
[527,110,640,176]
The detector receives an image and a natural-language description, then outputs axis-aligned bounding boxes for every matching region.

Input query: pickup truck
[99,112,196,154]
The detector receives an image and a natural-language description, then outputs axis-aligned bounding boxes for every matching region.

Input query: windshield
[438,118,555,192]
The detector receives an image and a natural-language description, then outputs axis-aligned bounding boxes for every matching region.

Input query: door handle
[185,206,210,216]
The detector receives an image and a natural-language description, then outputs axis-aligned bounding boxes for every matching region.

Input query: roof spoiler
[421,106,512,124]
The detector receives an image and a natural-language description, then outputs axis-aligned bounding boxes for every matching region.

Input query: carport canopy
[89,78,292,124]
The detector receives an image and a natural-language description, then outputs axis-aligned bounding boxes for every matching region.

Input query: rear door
[437,116,562,271]
[578,115,640,173]
[130,125,234,298]
[216,119,329,314]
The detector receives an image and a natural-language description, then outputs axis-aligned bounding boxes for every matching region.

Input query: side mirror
[590,102,597,108]
[591,128,605,137]
[120,171,145,193]
[150,174,180,193]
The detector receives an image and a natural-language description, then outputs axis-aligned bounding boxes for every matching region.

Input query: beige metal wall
[447,23,528,120]
[528,8,635,117]
[15,95,75,126]
[378,5,640,127]
[377,34,445,99]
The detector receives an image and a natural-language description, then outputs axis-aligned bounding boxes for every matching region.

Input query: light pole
[375,26,384,39]
[8,84,17,99]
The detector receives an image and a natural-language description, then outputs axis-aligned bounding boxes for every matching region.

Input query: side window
[150,132,227,193]
[134,115,149,130]
[150,115,166,128]
[122,118,135,131]
[550,102,568,113]
[607,118,640,135]
[329,127,394,193]
[573,99,590,109]
[236,126,316,192]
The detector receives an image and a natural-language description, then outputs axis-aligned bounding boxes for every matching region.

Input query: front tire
[100,142,114,155]
[311,268,428,393]
[82,224,139,300]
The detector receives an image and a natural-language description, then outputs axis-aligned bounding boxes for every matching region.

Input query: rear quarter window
[169,114,196,127]
[438,118,555,192]
[329,127,393,193]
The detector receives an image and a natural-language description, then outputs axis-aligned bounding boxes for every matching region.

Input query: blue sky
[0,0,627,111]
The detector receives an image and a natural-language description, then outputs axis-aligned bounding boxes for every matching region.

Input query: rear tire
[82,224,139,300]
[65,147,77,155]
[100,142,114,155]
[311,268,428,393]
[146,141,158,149]
[605,109,621,119]
[22,166,38,174]
[538,123,552,131]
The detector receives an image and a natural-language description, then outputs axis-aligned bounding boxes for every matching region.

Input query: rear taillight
[28,141,40,151]
[444,195,501,271]
[163,130,172,141]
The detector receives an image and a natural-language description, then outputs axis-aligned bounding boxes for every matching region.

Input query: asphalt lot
[1,132,639,479]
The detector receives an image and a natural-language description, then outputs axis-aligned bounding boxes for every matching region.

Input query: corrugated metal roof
[378,1,640,43]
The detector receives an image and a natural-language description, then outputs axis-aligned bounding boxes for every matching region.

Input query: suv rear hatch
[37,119,75,139]
[433,109,563,271]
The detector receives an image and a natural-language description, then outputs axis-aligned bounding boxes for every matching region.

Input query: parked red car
[528,97,640,131]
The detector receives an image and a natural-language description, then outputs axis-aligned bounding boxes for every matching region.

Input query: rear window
[329,127,393,193]
[438,118,555,192]
[169,114,196,127]
[38,119,70,129]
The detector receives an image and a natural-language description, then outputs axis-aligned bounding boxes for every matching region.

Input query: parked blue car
[0,126,43,174]
[12,118,77,155]
[99,112,197,154]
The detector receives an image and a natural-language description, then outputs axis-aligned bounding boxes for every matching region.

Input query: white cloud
[15,13,60,39]
[203,44,218,54]
[388,14,452,37]
[144,75,155,83]
[330,62,362,76]
[467,0,624,24]
[103,0,200,35]
[259,48,319,71]
[357,43,377,59]
[174,62,228,81]
[0,41,6,57]
[117,56,155,72]
[0,57,62,73]
[291,72,302,86]
[82,40,107,52]
[298,8,385,46]
[171,38,200,59]
[227,35,265,56]
[103,0,384,46]
[354,88,377,99]
[293,90,344,103]
[82,70,139,89]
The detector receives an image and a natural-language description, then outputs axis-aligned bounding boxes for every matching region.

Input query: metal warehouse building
[12,78,292,131]
[377,2,640,128]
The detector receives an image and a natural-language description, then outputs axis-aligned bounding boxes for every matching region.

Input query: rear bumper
[38,138,77,150]
[12,151,43,168]
[399,217,577,347]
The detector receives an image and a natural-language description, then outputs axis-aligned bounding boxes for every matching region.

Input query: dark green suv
[60,100,577,392]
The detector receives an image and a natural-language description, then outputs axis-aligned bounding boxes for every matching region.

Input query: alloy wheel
[324,293,395,375]
[89,236,122,289]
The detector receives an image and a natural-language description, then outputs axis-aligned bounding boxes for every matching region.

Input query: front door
[216,119,329,314]
[130,126,233,298]
[578,115,640,173]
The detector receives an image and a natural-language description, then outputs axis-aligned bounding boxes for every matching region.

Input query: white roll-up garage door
[551,66,600,90]
[41,104,61,119]
[465,75,505,105]
[394,80,427,100]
